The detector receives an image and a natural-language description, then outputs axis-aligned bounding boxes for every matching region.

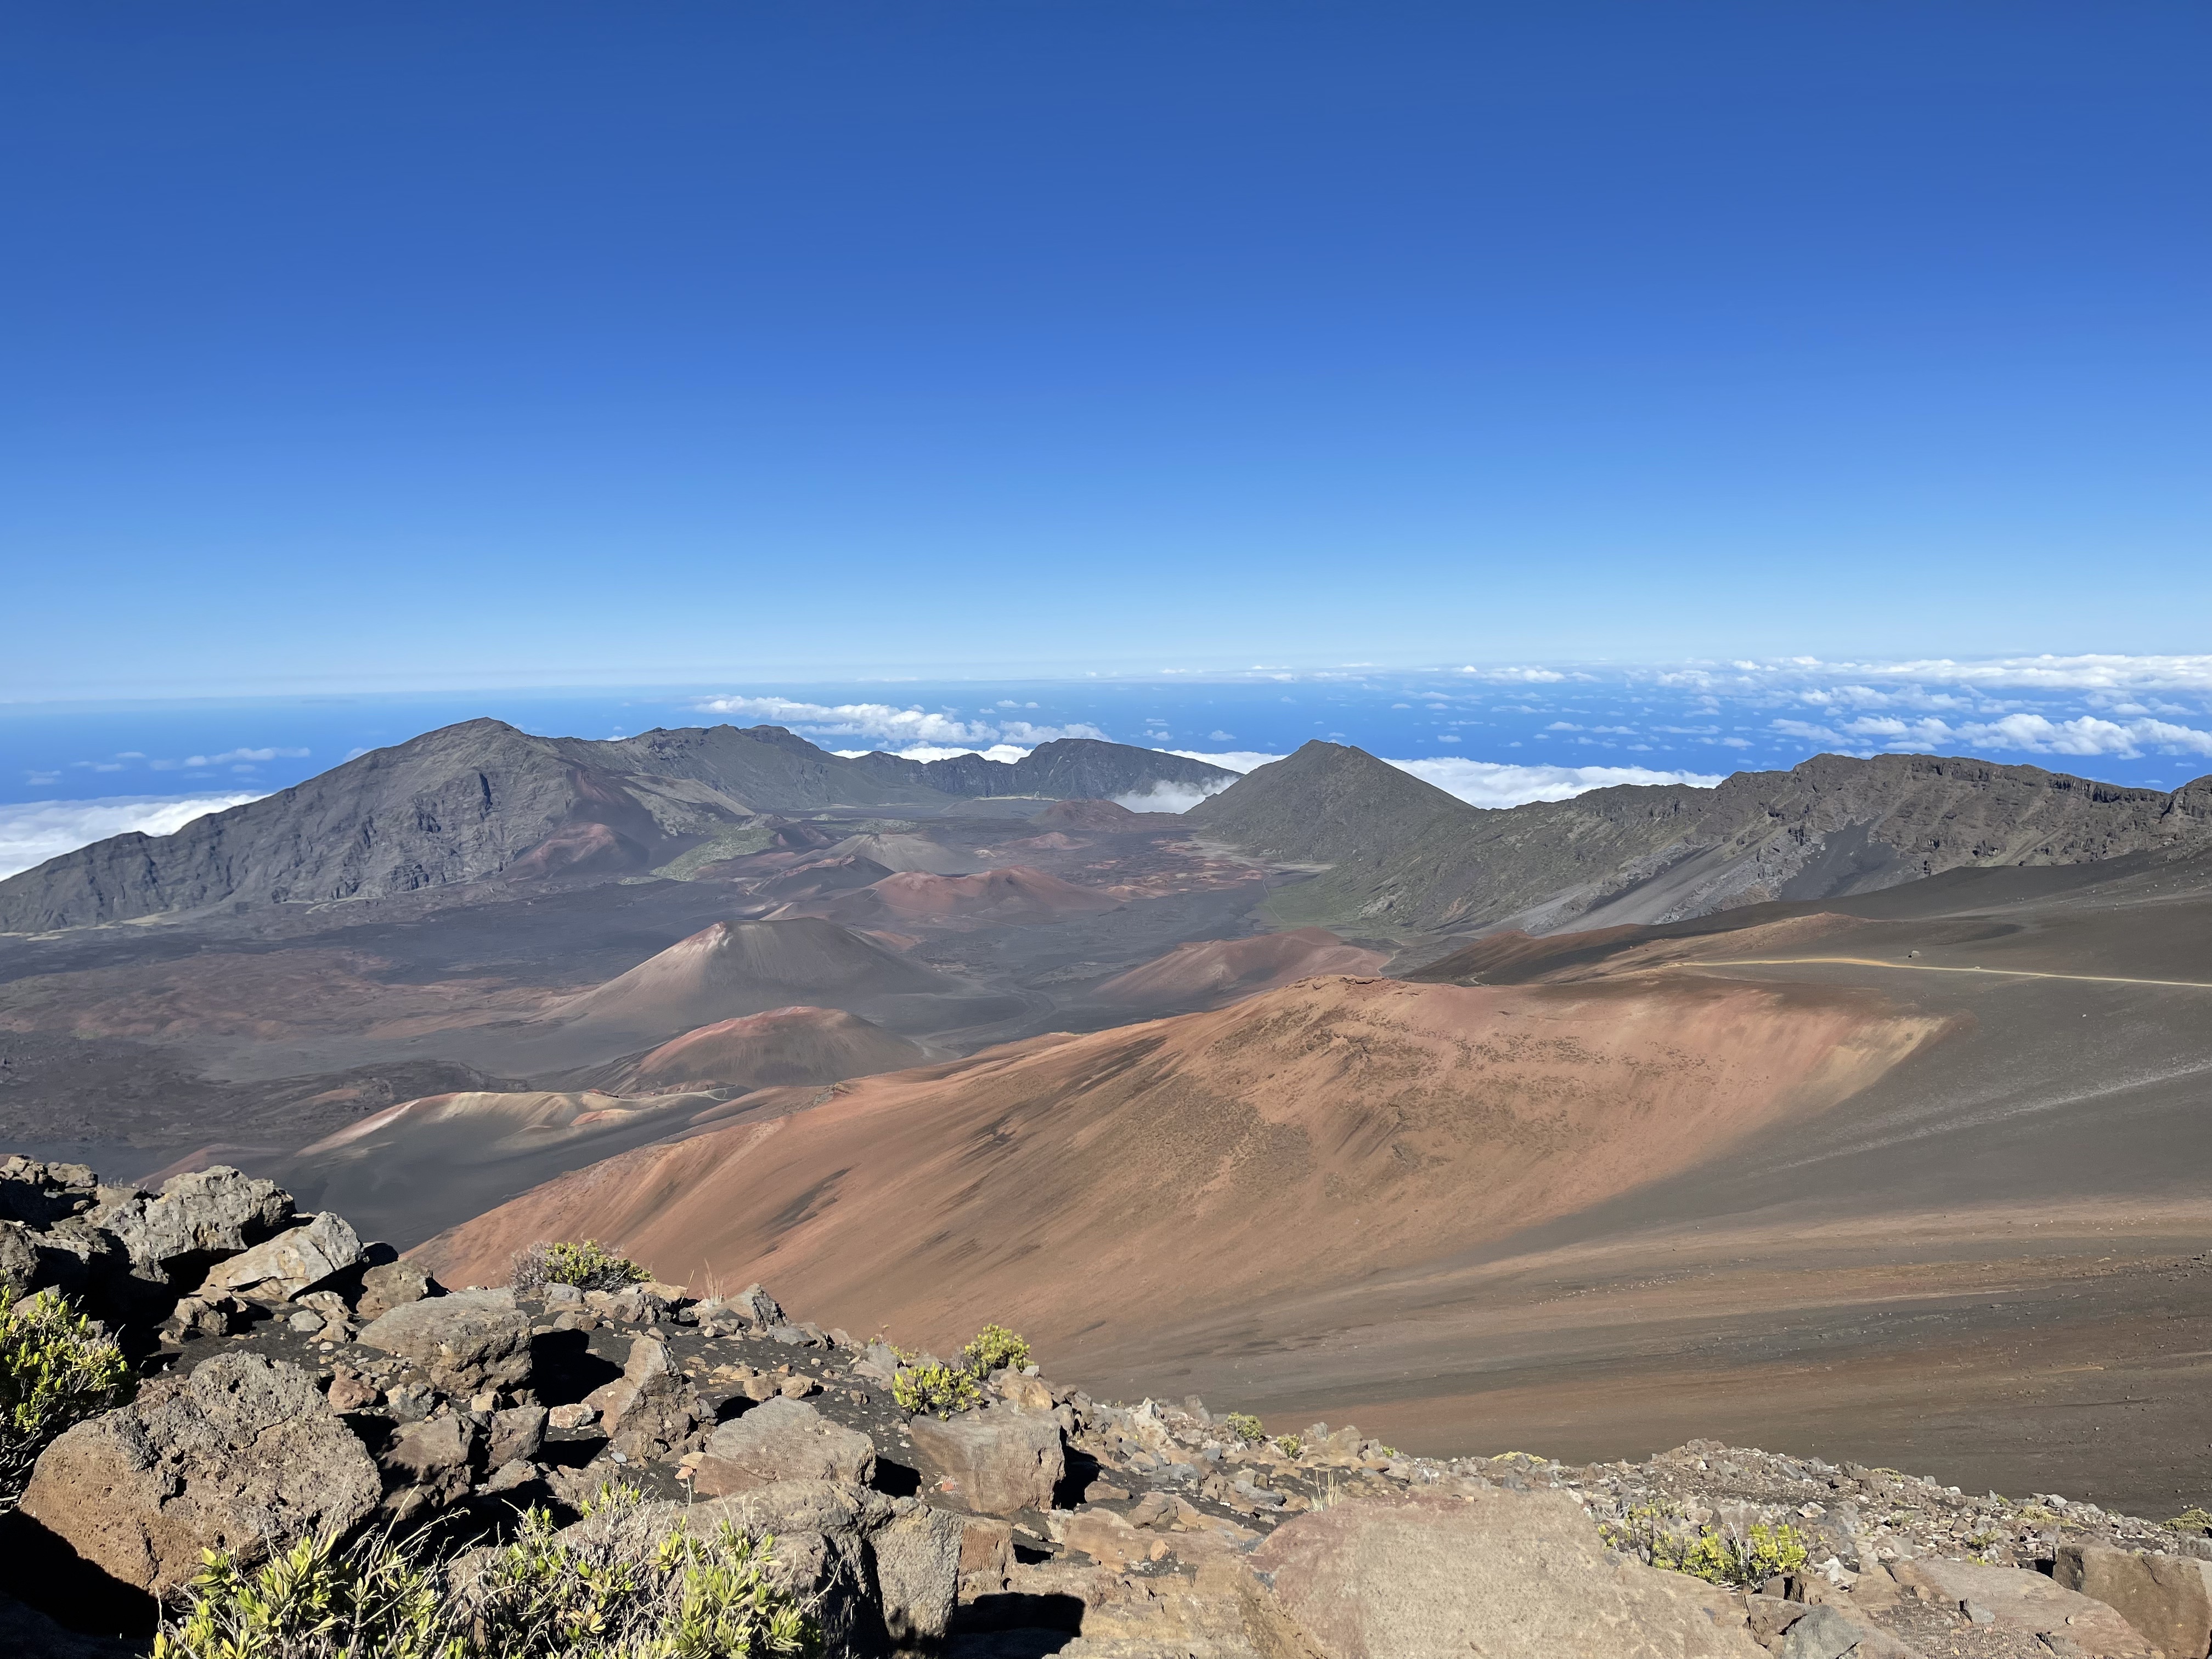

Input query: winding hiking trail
[1677,956,2212,991]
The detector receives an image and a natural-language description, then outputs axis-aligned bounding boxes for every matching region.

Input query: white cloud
[1159,749,1725,811]
[0,793,264,882]
[832,744,1035,765]
[1459,665,1569,682]
[149,744,309,771]
[697,694,1101,750]
[700,695,990,746]
[1801,710,2212,761]
[1387,758,1727,808]
[1000,720,1108,744]
[1824,654,2212,693]
[1111,781,1238,813]
[1164,749,1289,774]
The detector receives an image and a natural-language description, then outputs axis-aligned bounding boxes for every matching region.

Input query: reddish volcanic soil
[542,918,947,1046]
[419,971,1943,1357]
[1092,927,1391,1009]
[608,1006,934,1094]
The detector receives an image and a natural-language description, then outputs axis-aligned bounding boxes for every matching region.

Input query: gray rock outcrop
[358,1288,532,1394]
[2054,1544,2212,1659]
[16,1352,380,1598]
[905,1406,1065,1517]
[1248,1487,1765,1658]
[691,1398,877,1496]
[198,1210,362,1301]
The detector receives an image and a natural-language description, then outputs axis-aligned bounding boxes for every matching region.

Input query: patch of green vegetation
[156,1487,818,1658]
[2170,1506,2212,1534]
[511,1240,651,1297]
[649,825,781,883]
[891,1362,980,1419]
[961,1324,1031,1374]
[1603,1506,1810,1590]
[1273,1435,1304,1458]
[1,1282,132,1506]
[1221,1413,1266,1445]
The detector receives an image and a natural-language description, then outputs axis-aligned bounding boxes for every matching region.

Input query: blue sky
[4,4,2207,698]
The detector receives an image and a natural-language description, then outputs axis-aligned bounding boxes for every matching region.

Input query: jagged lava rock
[358,1287,531,1393]
[90,1167,293,1295]
[691,1398,876,1496]
[356,1257,435,1321]
[198,1210,362,1301]
[16,1352,380,1599]
[0,1157,98,1227]
[905,1407,1064,1518]
[584,1334,700,1461]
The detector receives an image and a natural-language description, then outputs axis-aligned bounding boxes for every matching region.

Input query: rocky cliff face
[0,723,1235,933]
[1194,744,2212,936]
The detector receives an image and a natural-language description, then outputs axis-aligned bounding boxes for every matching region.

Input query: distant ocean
[4,657,2208,879]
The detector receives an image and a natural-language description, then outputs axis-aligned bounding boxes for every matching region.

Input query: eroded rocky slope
[7,1154,2212,1659]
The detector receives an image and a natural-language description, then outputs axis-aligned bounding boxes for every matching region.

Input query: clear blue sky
[3,4,2207,697]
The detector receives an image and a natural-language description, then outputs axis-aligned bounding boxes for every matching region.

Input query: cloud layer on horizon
[695,693,1105,750]
[0,793,263,882]
[1163,749,1729,810]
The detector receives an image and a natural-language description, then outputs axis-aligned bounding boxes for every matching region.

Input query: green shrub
[1221,1413,1265,1444]
[154,1526,453,1659]
[470,1491,813,1656]
[891,1362,981,1418]
[511,1240,651,1297]
[1272,1434,1304,1458]
[1604,1505,1809,1588]
[1,1282,133,1507]
[156,1487,819,1658]
[2171,1506,2212,1534]
[960,1324,1031,1374]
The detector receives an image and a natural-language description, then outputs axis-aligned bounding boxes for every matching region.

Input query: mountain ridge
[0,720,1234,932]
[1192,744,2212,938]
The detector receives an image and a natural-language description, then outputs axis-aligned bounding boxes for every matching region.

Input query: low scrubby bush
[960,1324,1031,1374]
[878,1323,1033,1418]
[1272,1434,1304,1458]
[1220,1413,1265,1444]
[1602,1505,1809,1588]
[511,1240,651,1297]
[1,1281,133,1508]
[155,1486,819,1658]
[891,1361,981,1418]
[154,1526,450,1659]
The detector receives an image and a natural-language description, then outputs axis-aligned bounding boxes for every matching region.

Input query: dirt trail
[1677,956,2212,990]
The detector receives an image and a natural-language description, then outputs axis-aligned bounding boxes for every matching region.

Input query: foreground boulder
[16,1352,380,1599]
[906,1406,1064,1517]
[692,1398,876,1496]
[1892,1556,2158,1656]
[2054,1544,2212,1659]
[356,1258,435,1321]
[1248,1487,1764,1658]
[197,1210,362,1301]
[584,1334,702,1462]
[358,1287,532,1393]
